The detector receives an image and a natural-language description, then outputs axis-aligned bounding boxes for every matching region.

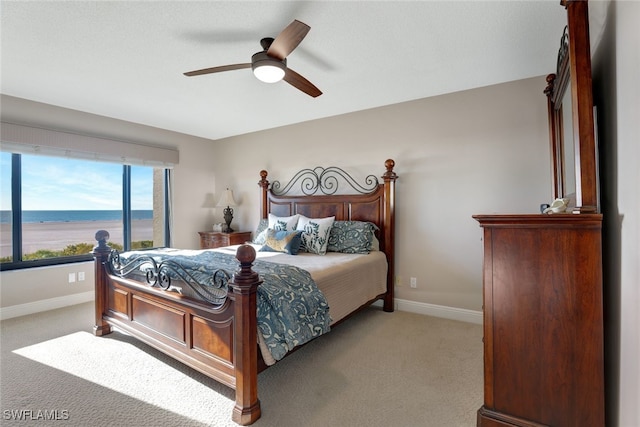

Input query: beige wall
[1,262,95,308]
[210,76,551,311]
[590,1,640,426]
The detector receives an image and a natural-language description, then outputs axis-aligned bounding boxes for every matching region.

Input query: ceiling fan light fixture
[253,64,285,83]
[251,52,286,83]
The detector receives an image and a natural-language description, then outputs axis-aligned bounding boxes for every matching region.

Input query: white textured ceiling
[1,1,566,141]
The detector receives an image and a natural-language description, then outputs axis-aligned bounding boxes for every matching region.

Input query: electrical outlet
[395,276,402,286]
[410,277,417,288]
[78,272,85,281]
[68,272,76,283]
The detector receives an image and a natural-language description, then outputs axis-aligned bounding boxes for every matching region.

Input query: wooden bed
[92,159,397,425]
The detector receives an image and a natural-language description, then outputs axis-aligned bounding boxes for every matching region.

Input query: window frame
[0,153,170,271]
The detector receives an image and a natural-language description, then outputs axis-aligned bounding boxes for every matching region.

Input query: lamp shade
[216,189,237,208]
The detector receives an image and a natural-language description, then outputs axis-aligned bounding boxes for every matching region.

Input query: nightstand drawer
[224,231,252,246]
[198,231,252,249]
[201,234,225,248]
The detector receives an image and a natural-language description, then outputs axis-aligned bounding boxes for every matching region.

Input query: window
[0,152,170,270]
[0,152,12,262]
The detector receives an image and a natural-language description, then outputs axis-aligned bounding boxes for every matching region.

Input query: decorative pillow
[252,218,269,245]
[296,215,335,255]
[370,234,380,251]
[268,213,299,232]
[327,221,379,254]
[259,229,303,255]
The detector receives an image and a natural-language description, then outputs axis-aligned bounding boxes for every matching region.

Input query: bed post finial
[94,229,111,252]
[235,244,258,277]
[258,170,268,186]
[230,244,262,425]
[92,230,112,337]
[258,170,270,220]
[383,159,397,179]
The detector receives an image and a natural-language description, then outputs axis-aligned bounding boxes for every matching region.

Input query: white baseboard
[0,292,482,325]
[0,291,95,321]
[396,298,483,324]
[374,298,482,324]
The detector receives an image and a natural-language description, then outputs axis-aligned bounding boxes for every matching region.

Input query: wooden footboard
[93,234,262,425]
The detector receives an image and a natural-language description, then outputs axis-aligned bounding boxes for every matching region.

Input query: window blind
[0,122,179,167]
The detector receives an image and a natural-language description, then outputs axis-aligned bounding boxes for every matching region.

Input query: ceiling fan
[183,20,322,98]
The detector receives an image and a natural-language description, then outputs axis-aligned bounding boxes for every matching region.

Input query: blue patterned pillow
[327,221,378,254]
[252,218,269,244]
[259,229,303,255]
[254,215,300,245]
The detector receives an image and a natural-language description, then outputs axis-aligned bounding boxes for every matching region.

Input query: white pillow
[268,213,299,232]
[296,215,335,255]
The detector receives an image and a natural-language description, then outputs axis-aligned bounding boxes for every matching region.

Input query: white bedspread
[210,244,388,365]
[214,244,388,325]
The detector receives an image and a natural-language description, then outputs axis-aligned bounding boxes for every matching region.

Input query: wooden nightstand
[198,231,252,249]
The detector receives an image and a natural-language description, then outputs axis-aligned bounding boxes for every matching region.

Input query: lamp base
[223,206,234,233]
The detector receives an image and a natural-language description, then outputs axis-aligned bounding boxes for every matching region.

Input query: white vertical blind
[0,122,179,167]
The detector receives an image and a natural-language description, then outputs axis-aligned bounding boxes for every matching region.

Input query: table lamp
[217,188,238,233]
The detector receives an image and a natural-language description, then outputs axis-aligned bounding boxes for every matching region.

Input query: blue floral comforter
[117,249,330,362]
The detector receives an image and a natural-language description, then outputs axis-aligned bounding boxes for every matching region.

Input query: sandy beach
[0,220,153,258]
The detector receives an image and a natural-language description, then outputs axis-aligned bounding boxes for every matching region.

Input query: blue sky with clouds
[0,152,153,211]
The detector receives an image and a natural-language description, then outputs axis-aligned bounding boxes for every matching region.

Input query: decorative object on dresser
[198,230,252,249]
[474,2,604,426]
[217,188,238,232]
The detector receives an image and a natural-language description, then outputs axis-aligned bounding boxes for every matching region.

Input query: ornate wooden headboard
[258,159,398,311]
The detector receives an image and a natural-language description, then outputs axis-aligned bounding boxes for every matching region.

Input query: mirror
[560,91,576,199]
[547,25,576,203]
[545,0,598,213]
[560,80,576,197]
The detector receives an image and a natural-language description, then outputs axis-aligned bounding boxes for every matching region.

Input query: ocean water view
[0,210,153,224]
[0,211,156,259]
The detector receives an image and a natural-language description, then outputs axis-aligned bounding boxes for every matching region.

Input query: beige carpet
[1,302,482,426]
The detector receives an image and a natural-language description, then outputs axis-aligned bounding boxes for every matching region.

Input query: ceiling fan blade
[184,63,251,77]
[283,68,322,98]
[267,20,310,60]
